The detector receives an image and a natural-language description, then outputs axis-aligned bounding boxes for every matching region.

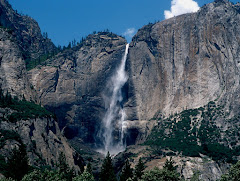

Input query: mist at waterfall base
[97,44,129,156]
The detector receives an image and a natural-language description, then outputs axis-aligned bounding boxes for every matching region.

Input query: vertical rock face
[28,33,127,143]
[0,28,36,100]
[2,0,240,179]
[0,108,83,170]
[123,1,240,179]
[0,0,56,61]
[0,1,82,171]
[126,0,240,121]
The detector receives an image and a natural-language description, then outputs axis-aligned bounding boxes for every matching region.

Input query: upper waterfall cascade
[99,43,129,155]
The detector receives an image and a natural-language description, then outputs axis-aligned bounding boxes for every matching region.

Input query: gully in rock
[98,44,129,155]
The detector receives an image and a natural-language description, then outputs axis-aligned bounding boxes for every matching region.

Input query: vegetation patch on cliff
[145,101,240,163]
[0,90,52,122]
[0,129,22,148]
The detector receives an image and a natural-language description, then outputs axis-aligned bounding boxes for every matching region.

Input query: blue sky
[8,0,239,46]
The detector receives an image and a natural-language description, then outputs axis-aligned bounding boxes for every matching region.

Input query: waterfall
[99,43,129,155]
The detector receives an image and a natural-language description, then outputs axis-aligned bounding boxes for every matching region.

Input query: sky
[8,0,239,46]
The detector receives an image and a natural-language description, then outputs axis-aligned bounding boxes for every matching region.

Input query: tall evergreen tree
[0,154,7,176]
[86,162,93,175]
[141,167,180,181]
[134,158,145,180]
[5,144,29,181]
[140,158,180,181]
[73,170,94,181]
[58,152,75,181]
[163,157,176,172]
[100,152,117,181]
[120,159,133,181]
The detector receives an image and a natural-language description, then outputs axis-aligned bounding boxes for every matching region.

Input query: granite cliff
[26,1,240,179]
[0,0,57,69]
[127,0,240,122]
[28,32,127,145]
[122,0,240,179]
[0,27,36,100]
[1,0,240,180]
[0,107,83,171]
[0,0,83,174]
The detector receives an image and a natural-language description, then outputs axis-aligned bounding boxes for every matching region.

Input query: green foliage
[24,33,87,71]
[140,158,180,181]
[39,169,67,181]
[0,130,23,177]
[0,178,16,181]
[190,170,201,181]
[141,167,180,181]
[57,152,75,181]
[25,51,59,71]
[72,170,95,181]
[201,143,234,163]
[134,158,145,180]
[100,152,117,181]
[86,163,93,175]
[22,164,93,181]
[0,154,7,175]
[145,102,238,163]
[0,129,22,148]
[220,161,240,181]
[120,159,133,181]
[21,170,44,181]
[0,89,52,122]
[163,158,177,172]
[4,144,29,181]
[0,26,14,34]
[145,109,202,157]
[21,169,66,181]
[0,90,13,107]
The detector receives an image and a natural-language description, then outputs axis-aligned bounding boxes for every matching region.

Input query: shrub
[141,167,180,181]
[220,161,240,181]
[0,129,22,148]
[21,169,66,181]
[4,144,29,181]
[0,89,52,122]
[72,170,94,181]
[145,103,237,163]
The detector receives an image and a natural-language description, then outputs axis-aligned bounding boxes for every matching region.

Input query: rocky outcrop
[122,1,240,180]
[0,107,83,170]
[146,156,228,181]
[0,0,56,62]
[1,0,240,179]
[0,2,83,171]
[0,28,36,100]
[28,32,127,143]
[126,0,240,122]
[116,145,230,181]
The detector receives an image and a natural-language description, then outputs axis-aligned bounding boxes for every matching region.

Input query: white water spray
[99,44,129,155]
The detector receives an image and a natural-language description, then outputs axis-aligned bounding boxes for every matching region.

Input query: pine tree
[163,157,176,172]
[100,152,117,181]
[86,162,93,175]
[134,158,145,180]
[0,154,7,176]
[120,159,133,181]
[67,42,71,49]
[58,152,75,181]
[73,170,94,181]
[141,166,180,181]
[5,91,12,106]
[220,161,240,181]
[5,144,29,180]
